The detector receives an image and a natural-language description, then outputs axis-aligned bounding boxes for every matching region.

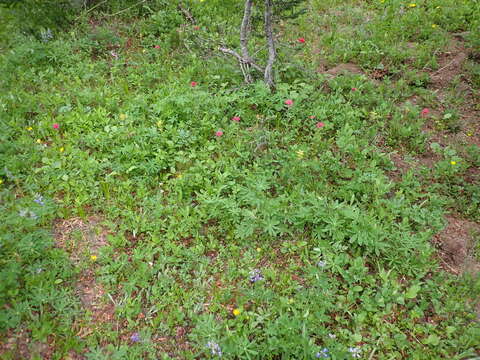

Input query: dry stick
[178,2,196,24]
[218,46,265,73]
[264,0,276,91]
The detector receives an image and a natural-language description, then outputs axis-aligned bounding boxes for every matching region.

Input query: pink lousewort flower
[316,122,325,128]
[215,130,223,137]
[351,87,357,92]
[191,81,197,87]
[421,108,430,117]
[53,123,59,129]
[232,116,241,122]
[284,99,293,106]
[154,45,160,49]
[297,38,306,43]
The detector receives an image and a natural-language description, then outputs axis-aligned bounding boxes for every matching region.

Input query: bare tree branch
[218,46,265,73]
[264,0,276,90]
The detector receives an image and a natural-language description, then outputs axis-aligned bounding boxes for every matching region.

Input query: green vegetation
[1,0,479,358]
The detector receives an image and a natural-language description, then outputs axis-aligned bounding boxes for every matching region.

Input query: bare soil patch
[432,215,480,275]
[54,217,116,341]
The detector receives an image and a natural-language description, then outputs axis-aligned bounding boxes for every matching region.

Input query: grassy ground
[1,0,480,358]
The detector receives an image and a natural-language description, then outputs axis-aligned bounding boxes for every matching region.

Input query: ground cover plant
[1,0,479,358]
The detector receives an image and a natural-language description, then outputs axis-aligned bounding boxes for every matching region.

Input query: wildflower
[130,332,141,343]
[59,147,64,152]
[297,37,306,44]
[206,342,222,357]
[256,247,262,252]
[316,122,325,128]
[231,116,241,122]
[421,108,430,117]
[119,113,127,120]
[215,130,223,137]
[191,81,198,87]
[35,267,44,274]
[348,347,362,358]
[19,209,28,217]
[284,99,294,106]
[154,45,160,49]
[296,150,305,159]
[288,298,294,304]
[90,255,97,261]
[34,195,45,206]
[450,161,456,165]
[408,3,416,7]
[40,28,53,42]
[53,123,59,129]
[0,179,3,185]
[351,87,357,92]
[36,139,42,144]
[110,50,119,59]
[432,24,438,29]
[317,260,327,268]
[26,126,33,131]
[466,131,473,136]
[316,348,330,358]
[249,269,264,283]
[233,308,241,316]
[309,115,316,119]
[328,333,336,339]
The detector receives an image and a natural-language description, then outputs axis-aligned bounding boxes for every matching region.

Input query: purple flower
[206,341,222,357]
[130,332,141,343]
[348,347,361,358]
[249,269,264,283]
[110,50,119,59]
[317,260,327,268]
[316,348,330,358]
[34,195,45,206]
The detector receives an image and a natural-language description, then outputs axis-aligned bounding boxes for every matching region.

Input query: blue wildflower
[348,347,362,358]
[130,332,141,343]
[34,195,45,206]
[316,347,329,358]
[206,341,222,357]
[249,269,264,283]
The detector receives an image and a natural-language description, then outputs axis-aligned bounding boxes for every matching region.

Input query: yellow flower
[233,308,241,316]
[59,147,64,152]
[408,3,416,7]
[26,126,33,131]
[176,173,182,179]
[296,150,305,159]
[432,24,437,29]
[466,131,473,137]
[0,179,3,185]
[90,255,97,261]
[120,113,127,120]
[256,247,262,252]
[450,161,456,165]
[157,120,163,128]
[36,139,42,144]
